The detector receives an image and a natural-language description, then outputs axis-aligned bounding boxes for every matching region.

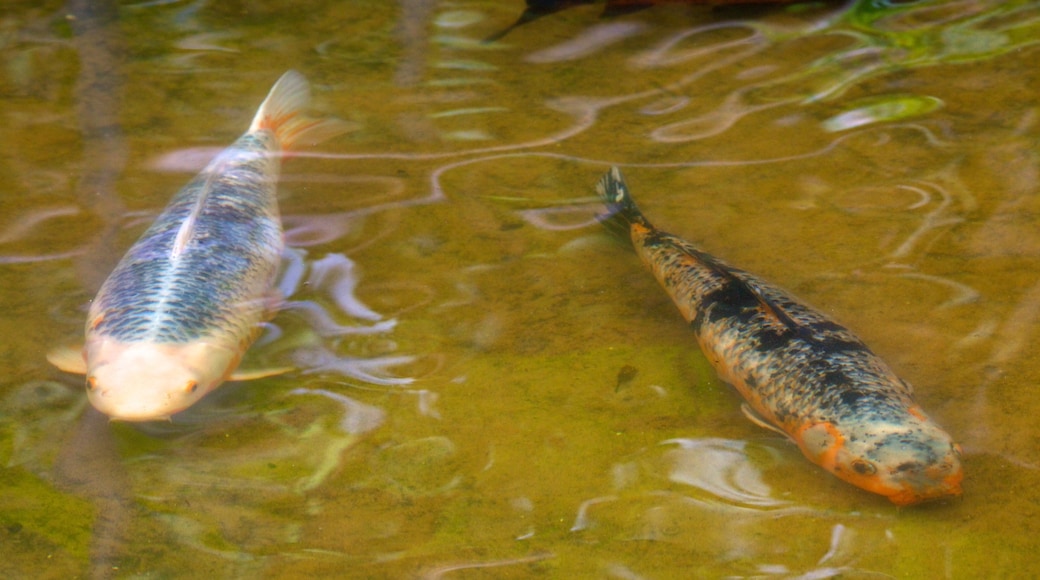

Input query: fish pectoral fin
[228,365,295,382]
[46,344,87,375]
[263,288,285,320]
[740,403,789,438]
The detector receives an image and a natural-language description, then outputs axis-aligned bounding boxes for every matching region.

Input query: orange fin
[229,365,295,382]
[740,403,788,438]
[47,344,87,375]
[249,70,354,152]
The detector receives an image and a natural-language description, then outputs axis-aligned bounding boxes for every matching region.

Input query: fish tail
[596,166,652,243]
[249,70,352,152]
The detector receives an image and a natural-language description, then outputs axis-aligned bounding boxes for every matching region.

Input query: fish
[484,0,818,42]
[595,167,963,506]
[48,70,349,421]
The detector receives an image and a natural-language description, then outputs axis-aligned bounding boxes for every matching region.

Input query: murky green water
[3,0,1040,577]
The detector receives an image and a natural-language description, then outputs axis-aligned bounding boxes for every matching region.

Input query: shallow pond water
[2,0,1040,577]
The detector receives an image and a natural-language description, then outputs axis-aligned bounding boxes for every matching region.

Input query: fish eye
[851,459,877,475]
[185,380,198,394]
[86,376,98,391]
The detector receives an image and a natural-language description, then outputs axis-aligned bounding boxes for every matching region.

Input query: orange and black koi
[596,167,963,505]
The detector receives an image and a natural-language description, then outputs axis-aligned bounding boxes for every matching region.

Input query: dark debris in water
[615,363,640,392]
[485,0,840,42]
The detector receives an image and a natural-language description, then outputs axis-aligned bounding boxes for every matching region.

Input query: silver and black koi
[48,70,350,421]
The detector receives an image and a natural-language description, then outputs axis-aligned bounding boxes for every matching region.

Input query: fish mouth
[87,392,182,422]
[885,471,964,506]
[94,405,176,423]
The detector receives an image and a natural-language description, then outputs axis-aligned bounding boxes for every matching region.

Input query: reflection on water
[2,0,1040,577]
[660,437,791,508]
[568,435,907,577]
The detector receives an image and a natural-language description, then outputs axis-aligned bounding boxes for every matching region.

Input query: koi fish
[485,0,815,42]
[48,70,349,421]
[596,167,963,505]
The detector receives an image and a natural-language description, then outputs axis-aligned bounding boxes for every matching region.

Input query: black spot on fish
[704,282,761,320]
[643,230,671,248]
[690,298,742,334]
[755,326,795,350]
[839,389,863,407]
[812,334,869,354]
[825,371,849,388]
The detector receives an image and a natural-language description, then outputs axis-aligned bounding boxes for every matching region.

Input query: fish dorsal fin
[170,213,196,258]
[694,248,802,335]
[171,169,220,259]
[741,278,802,333]
[47,344,87,375]
[740,403,789,438]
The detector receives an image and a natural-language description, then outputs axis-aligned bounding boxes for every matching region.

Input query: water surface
[2,0,1040,577]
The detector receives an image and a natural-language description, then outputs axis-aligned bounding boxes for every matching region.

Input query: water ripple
[525,21,649,63]
[660,437,789,508]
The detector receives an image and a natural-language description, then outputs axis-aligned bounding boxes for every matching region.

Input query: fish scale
[91,133,282,345]
[596,166,963,505]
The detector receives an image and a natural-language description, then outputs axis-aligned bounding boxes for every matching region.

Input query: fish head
[795,410,963,506]
[84,338,238,421]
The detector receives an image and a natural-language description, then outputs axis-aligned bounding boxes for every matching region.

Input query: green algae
[822,93,944,132]
[0,466,93,572]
